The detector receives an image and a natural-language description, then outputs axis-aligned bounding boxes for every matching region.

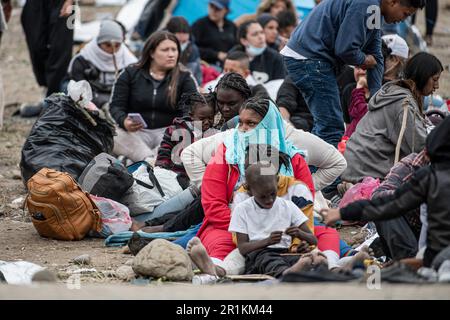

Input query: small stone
[132,239,194,281]
[124,258,134,266]
[32,269,57,282]
[116,265,135,281]
[121,246,131,254]
[72,254,91,265]
[11,170,22,180]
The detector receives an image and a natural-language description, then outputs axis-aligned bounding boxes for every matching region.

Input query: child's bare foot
[187,237,225,277]
[141,225,164,233]
[130,220,145,232]
[282,254,313,275]
[342,246,371,271]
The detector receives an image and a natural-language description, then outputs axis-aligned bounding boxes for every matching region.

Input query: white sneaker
[417,267,438,282]
[438,260,450,283]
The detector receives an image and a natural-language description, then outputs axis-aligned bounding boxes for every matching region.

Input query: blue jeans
[133,188,195,222]
[284,57,344,147]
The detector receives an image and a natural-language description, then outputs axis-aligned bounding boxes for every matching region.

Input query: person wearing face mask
[191,0,237,69]
[341,52,443,184]
[66,20,138,109]
[229,20,286,85]
[166,16,202,86]
[110,31,198,163]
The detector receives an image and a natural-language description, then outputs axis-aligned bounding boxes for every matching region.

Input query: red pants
[201,225,340,260]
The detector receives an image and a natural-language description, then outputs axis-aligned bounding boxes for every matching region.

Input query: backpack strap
[133,162,165,198]
[395,100,409,164]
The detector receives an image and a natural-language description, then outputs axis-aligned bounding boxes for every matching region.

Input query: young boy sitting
[155,92,218,175]
[228,162,321,278]
[282,0,426,147]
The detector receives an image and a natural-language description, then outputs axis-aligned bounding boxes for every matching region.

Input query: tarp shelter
[74,0,315,43]
[172,0,316,24]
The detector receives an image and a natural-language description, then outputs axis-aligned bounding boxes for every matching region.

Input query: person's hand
[217,51,227,62]
[296,241,313,253]
[60,0,74,18]
[361,54,377,70]
[356,76,368,89]
[124,117,144,132]
[285,226,302,239]
[319,208,342,226]
[266,231,283,246]
[278,36,288,51]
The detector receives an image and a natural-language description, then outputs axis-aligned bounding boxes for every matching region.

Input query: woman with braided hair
[213,72,252,129]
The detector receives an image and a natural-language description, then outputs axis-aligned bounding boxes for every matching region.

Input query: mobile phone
[127,113,148,129]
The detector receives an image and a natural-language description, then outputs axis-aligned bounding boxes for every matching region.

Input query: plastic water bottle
[192,274,218,285]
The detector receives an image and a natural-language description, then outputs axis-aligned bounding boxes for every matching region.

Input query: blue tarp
[172,0,316,25]
[104,225,199,247]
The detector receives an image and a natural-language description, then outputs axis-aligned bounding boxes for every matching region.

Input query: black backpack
[78,153,164,202]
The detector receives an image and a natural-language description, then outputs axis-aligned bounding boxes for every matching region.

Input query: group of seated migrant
[22,0,450,280]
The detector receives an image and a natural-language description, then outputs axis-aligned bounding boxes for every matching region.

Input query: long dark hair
[135,31,182,107]
[400,52,443,112]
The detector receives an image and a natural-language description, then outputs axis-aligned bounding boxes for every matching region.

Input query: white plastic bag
[0,261,45,285]
[121,165,183,216]
[91,195,132,235]
[67,80,95,110]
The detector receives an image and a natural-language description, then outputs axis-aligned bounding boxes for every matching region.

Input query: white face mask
[246,44,266,57]
[180,41,189,52]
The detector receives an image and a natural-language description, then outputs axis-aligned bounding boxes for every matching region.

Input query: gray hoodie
[341,81,428,183]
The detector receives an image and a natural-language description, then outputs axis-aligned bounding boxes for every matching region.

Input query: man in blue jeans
[282,0,426,147]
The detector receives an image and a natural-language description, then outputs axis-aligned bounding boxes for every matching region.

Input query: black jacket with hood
[340,116,450,267]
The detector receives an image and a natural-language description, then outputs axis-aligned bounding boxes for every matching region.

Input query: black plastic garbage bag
[20,94,115,184]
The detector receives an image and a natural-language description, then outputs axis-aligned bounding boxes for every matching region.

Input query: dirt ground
[1,3,450,292]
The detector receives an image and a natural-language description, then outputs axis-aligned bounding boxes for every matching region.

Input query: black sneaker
[19,101,45,117]
[380,262,429,284]
[127,232,154,256]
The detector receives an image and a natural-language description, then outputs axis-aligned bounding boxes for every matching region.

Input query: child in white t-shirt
[229,162,318,278]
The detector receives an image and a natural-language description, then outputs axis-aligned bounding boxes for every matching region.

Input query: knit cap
[97,20,123,44]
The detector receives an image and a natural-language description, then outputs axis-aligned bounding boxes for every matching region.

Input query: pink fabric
[344,88,368,138]
[201,65,221,86]
[339,176,381,209]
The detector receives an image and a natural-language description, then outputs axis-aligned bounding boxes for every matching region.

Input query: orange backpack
[26,168,102,241]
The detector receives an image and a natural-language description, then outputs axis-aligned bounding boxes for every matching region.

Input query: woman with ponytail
[341,52,443,183]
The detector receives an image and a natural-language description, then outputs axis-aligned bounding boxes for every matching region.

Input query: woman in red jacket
[197,98,315,262]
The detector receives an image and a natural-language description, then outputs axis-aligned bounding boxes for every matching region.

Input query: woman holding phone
[110,31,198,162]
